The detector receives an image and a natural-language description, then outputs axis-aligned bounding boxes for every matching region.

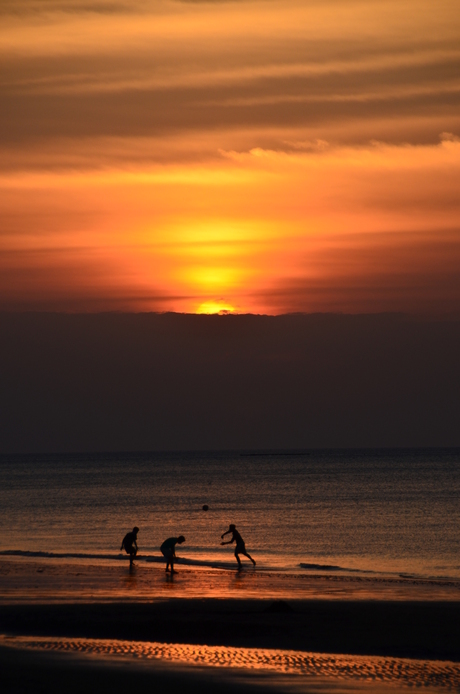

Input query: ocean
[1,449,459,580]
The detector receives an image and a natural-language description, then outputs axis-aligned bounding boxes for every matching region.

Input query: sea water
[0,449,459,579]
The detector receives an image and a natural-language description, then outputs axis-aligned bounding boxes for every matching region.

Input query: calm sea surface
[0,449,459,579]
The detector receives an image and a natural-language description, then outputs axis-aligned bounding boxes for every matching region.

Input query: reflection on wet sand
[122,564,137,591]
[2,636,459,690]
[1,558,459,602]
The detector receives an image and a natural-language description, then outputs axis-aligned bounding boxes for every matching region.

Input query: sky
[1,0,460,315]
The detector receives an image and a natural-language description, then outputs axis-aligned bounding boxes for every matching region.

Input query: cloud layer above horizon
[1,0,460,314]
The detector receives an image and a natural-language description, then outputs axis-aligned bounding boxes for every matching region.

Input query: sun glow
[196,301,236,315]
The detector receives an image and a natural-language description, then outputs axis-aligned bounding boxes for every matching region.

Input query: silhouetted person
[161,535,185,574]
[221,524,256,569]
[121,526,139,565]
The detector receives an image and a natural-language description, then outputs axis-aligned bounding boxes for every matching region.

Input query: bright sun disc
[196,301,235,315]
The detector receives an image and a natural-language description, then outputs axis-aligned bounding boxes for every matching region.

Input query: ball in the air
[202,504,209,511]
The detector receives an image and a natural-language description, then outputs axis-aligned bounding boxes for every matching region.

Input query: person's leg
[242,550,256,565]
[235,549,242,569]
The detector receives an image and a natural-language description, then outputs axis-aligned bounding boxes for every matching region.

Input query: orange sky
[1,0,460,314]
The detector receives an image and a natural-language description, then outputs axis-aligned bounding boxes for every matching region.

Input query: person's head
[177,535,185,544]
[229,524,236,531]
[133,526,139,534]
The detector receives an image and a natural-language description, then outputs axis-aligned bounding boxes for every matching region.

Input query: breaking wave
[299,562,369,573]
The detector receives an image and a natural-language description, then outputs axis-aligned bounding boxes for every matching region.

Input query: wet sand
[0,640,420,694]
[1,635,460,693]
[1,557,460,693]
[1,557,460,602]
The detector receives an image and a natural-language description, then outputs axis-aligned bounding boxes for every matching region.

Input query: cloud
[0,1,142,17]
[1,135,460,313]
[1,0,459,163]
[2,67,459,148]
[1,0,460,314]
[255,228,460,314]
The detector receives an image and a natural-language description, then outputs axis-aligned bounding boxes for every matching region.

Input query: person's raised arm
[221,532,235,545]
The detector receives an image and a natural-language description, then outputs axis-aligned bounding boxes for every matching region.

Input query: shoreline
[1,557,460,603]
[3,549,460,584]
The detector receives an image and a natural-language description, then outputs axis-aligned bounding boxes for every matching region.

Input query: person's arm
[221,529,230,545]
[221,532,235,545]
[120,539,124,551]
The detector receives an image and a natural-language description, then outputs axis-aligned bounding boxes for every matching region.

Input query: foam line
[300,563,369,573]
[0,550,248,571]
[0,550,128,561]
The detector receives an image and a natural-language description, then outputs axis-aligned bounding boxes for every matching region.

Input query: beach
[1,450,459,691]
[1,556,460,693]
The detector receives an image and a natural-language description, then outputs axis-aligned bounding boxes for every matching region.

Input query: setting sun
[196,301,236,315]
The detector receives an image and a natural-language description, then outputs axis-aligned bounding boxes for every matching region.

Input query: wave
[0,550,127,561]
[299,563,460,582]
[0,550,373,574]
[299,562,371,574]
[0,550,244,571]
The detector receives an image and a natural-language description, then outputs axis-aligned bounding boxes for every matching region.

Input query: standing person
[221,524,256,569]
[160,535,185,573]
[120,526,139,565]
